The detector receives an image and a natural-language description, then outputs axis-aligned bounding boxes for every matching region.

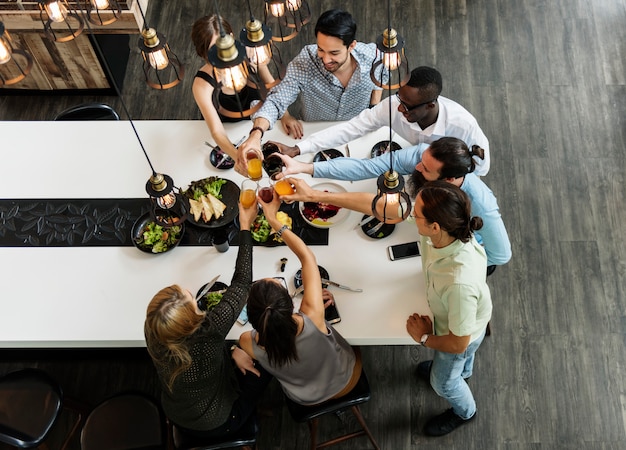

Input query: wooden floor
[2,0,626,448]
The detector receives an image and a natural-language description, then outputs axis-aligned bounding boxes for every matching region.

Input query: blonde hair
[144,285,205,391]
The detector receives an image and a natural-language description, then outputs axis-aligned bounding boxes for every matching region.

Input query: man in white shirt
[274,66,492,176]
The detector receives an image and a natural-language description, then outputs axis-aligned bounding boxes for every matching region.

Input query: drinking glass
[257,178,275,203]
[240,179,257,208]
[274,178,295,196]
[262,142,284,180]
[246,150,263,181]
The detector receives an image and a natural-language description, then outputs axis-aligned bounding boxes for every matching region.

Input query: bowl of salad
[196,281,229,311]
[132,212,185,254]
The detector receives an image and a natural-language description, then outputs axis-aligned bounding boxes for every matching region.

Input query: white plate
[299,182,350,228]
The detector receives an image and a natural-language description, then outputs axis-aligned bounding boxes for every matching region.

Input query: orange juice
[247,158,263,181]
[240,189,256,208]
[274,179,295,195]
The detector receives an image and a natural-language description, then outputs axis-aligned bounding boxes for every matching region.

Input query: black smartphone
[325,301,341,324]
[387,241,420,261]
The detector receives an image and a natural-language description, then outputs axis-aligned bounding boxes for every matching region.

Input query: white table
[0,120,429,348]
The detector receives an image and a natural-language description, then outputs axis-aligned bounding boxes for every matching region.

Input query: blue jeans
[429,330,486,420]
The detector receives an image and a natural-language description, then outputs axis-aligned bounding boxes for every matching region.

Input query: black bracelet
[249,126,264,139]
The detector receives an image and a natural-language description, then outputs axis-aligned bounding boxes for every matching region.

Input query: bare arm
[369,89,382,106]
[257,192,326,331]
[406,313,471,354]
[192,76,237,160]
[280,178,375,216]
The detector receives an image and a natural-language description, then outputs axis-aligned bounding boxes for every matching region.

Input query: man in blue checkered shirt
[236,9,382,175]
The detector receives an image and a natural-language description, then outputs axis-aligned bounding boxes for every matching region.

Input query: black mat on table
[0,199,328,247]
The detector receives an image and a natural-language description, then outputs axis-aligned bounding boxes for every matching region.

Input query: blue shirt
[312,144,512,266]
[252,42,381,127]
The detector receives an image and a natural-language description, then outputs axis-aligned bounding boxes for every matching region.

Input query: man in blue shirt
[278,137,511,268]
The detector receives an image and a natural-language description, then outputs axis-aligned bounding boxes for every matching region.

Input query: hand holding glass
[240,179,257,209]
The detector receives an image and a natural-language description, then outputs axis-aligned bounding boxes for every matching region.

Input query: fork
[365,221,385,237]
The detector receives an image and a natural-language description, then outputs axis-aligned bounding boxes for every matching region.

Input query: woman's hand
[280,115,304,139]
[406,313,432,343]
[257,188,282,229]
[238,198,259,231]
[278,177,315,203]
[322,288,335,308]
[273,153,313,179]
[231,346,261,376]
[235,138,262,177]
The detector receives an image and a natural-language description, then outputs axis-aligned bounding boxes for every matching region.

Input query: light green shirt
[420,235,492,343]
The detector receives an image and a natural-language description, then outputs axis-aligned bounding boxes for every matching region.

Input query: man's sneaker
[424,408,476,436]
[415,360,471,382]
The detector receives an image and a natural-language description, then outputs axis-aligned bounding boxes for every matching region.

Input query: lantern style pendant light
[240,0,286,89]
[0,22,33,86]
[370,0,411,223]
[264,0,299,42]
[86,0,122,26]
[38,0,85,42]
[136,2,184,90]
[208,1,265,119]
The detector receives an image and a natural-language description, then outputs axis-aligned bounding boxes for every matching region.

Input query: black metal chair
[283,370,380,450]
[53,103,120,121]
[172,413,258,450]
[79,392,166,450]
[0,368,83,450]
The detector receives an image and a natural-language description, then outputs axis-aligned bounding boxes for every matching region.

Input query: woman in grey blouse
[239,192,360,405]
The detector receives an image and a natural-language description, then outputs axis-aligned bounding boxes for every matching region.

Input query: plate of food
[371,140,402,158]
[182,177,239,228]
[132,212,185,254]
[209,147,235,170]
[313,148,344,162]
[196,281,229,312]
[238,210,293,245]
[360,214,396,239]
[299,182,350,228]
[294,265,330,290]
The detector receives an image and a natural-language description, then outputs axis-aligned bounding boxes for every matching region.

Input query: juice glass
[246,150,263,181]
[240,179,257,208]
[274,178,295,196]
[257,178,274,203]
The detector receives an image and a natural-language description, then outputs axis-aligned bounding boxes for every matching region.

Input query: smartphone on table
[237,277,288,325]
[387,241,420,261]
[325,301,341,324]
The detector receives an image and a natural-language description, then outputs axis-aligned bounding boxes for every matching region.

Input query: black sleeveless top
[195,71,261,123]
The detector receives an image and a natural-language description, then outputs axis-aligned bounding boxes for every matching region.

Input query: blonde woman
[144,200,271,437]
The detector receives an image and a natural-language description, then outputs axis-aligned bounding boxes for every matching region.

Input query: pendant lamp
[86,0,122,26]
[136,1,184,90]
[240,0,286,89]
[38,0,85,42]
[370,0,412,223]
[263,0,310,43]
[0,22,33,86]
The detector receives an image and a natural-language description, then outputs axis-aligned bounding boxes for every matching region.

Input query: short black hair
[407,66,443,98]
[314,9,357,47]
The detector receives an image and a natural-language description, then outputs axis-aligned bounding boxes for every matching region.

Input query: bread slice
[207,193,227,219]
[201,195,214,222]
[189,198,203,222]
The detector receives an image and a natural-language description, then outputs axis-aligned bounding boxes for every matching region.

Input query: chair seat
[0,368,63,448]
[53,103,120,121]
[285,370,371,422]
[80,393,165,450]
[172,413,257,450]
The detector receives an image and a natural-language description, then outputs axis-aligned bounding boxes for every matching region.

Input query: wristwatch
[419,334,430,346]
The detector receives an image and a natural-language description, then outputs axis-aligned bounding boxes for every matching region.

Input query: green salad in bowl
[132,212,185,254]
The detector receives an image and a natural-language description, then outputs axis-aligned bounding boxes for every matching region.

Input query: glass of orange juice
[240,179,257,208]
[274,178,295,196]
[246,150,263,181]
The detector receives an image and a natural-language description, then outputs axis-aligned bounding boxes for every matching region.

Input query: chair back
[80,392,165,450]
[54,103,120,121]
[0,368,63,448]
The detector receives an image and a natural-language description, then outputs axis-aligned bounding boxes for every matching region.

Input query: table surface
[0,119,429,348]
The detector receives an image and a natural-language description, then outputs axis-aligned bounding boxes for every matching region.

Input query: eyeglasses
[409,210,427,221]
[395,93,436,112]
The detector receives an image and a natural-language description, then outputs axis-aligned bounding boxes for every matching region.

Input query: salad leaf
[187,177,227,200]
[205,292,223,309]
[205,178,227,199]
[137,221,182,253]
[251,213,271,243]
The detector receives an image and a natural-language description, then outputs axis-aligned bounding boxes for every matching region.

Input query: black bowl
[132,212,185,254]
[313,148,344,162]
[209,147,235,170]
[182,177,240,229]
[196,281,229,311]
[371,140,402,158]
[360,214,395,239]
[294,265,329,290]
